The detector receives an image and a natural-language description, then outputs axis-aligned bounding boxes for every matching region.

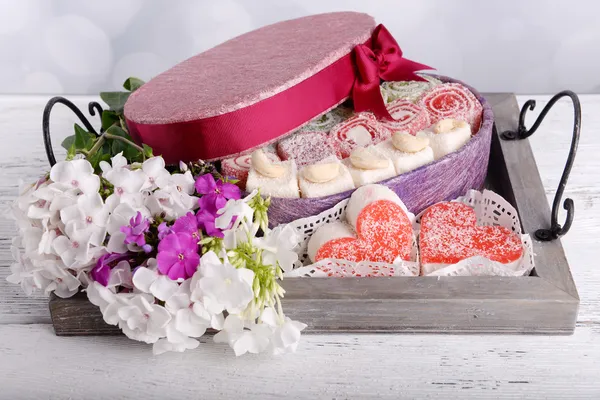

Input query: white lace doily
[284,189,534,278]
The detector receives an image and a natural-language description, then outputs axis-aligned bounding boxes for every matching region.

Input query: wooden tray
[49,93,579,336]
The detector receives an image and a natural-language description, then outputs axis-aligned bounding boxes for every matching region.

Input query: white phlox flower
[49,159,100,195]
[191,251,254,315]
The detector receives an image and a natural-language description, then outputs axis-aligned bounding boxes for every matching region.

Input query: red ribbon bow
[353,24,433,120]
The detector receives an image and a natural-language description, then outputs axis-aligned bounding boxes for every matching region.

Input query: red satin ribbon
[126,24,432,163]
[352,24,433,120]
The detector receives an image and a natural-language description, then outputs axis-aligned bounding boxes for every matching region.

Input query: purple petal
[158,232,181,253]
[194,174,217,195]
[157,222,171,240]
[134,235,146,247]
[198,193,219,213]
[157,250,179,275]
[166,261,187,280]
[142,244,153,253]
[90,263,110,286]
[214,194,227,211]
[220,182,241,200]
[172,212,199,234]
[184,252,200,277]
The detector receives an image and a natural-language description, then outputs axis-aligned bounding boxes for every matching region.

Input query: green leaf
[66,142,77,161]
[99,91,130,112]
[142,144,154,158]
[111,139,138,160]
[74,124,95,149]
[101,110,120,131]
[106,125,141,160]
[123,77,145,92]
[87,147,106,172]
[61,135,75,151]
[105,125,131,139]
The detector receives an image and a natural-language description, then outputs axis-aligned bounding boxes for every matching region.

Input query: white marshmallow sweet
[299,156,355,198]
[246,158,300,198]
[376,134,435,174]
[342,147,396,186]
[345,184,409,232]
[416,119,471,160]
[307,221,356,263]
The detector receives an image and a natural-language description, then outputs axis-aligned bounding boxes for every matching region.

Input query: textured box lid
[124,12,428,163]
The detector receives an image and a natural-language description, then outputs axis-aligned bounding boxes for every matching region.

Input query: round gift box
[267,76,494,227]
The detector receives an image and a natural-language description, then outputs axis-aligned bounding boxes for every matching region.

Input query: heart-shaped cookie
[309,199,413,264]
[419,202,523,273]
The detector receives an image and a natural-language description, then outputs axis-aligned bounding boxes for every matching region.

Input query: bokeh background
[0,0,597,95]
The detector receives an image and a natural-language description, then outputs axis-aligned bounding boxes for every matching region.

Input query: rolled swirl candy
[380,75,442,104]
[221,149,280,187]
[379,99,431,136]
[417,83,483,133]
[299,105,354,133]
[329,113,389,158]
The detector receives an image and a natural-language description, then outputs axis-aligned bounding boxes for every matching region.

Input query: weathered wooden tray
[49,93,580,336]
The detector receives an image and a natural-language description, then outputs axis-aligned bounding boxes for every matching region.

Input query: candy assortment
[221,79,484,200]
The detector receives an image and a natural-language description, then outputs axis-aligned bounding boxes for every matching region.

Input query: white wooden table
[0,94,599,399]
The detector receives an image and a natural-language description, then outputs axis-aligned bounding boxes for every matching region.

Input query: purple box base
[267,76,494,227]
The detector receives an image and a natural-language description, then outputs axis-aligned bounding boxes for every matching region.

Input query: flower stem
[104,133,146,159]
[86,135,106,157]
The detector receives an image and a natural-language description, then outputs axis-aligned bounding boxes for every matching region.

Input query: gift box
[124,12,492,225]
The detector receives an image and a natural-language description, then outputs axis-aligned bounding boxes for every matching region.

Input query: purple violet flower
[120,211,150,247]
[172,212,201,241]
[90,253,130,286]
[195,174,241,212]
[196,208,224,239]
[157,222,171,240]
[157,232,200,280]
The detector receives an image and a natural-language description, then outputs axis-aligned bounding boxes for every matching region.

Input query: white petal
[165,292,190,313]
[99,160,112,174]
[131,267,158,293]
[78,175,100,195]
[211,312,225,330]
[232,333,253,356]
[107,261,133,289]
[71,159,94,175]
[237,268,255,287]
[150,275,179,301]
[175,309,207,338]
[49,161,75,184]
[106,232,127,253]
[260,307,279,328]
[152,337,199,355]
[222,314,244,334]
[111,153,128,169]
[147,305,172,335]
[102,301,122,325]
[53,274,81,298]
[279,321,302,347]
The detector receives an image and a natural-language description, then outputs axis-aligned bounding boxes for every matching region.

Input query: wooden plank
[2,323,600,399]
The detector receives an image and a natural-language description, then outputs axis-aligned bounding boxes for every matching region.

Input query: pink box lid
[124,12,376,163]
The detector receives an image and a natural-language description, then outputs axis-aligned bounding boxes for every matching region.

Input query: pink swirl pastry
[379,99,431,135]
[221,150,280,186]
[417,83,483,133]
[328,113,389,158]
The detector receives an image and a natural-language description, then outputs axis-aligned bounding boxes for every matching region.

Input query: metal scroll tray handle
[501,90,581,241]
[41,92,581,242]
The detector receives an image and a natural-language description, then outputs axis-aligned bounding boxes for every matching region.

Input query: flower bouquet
[8,78,305,356]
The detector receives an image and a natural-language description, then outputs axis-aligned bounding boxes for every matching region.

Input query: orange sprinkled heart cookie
[419,202,523,273]
[307,185,413,264]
